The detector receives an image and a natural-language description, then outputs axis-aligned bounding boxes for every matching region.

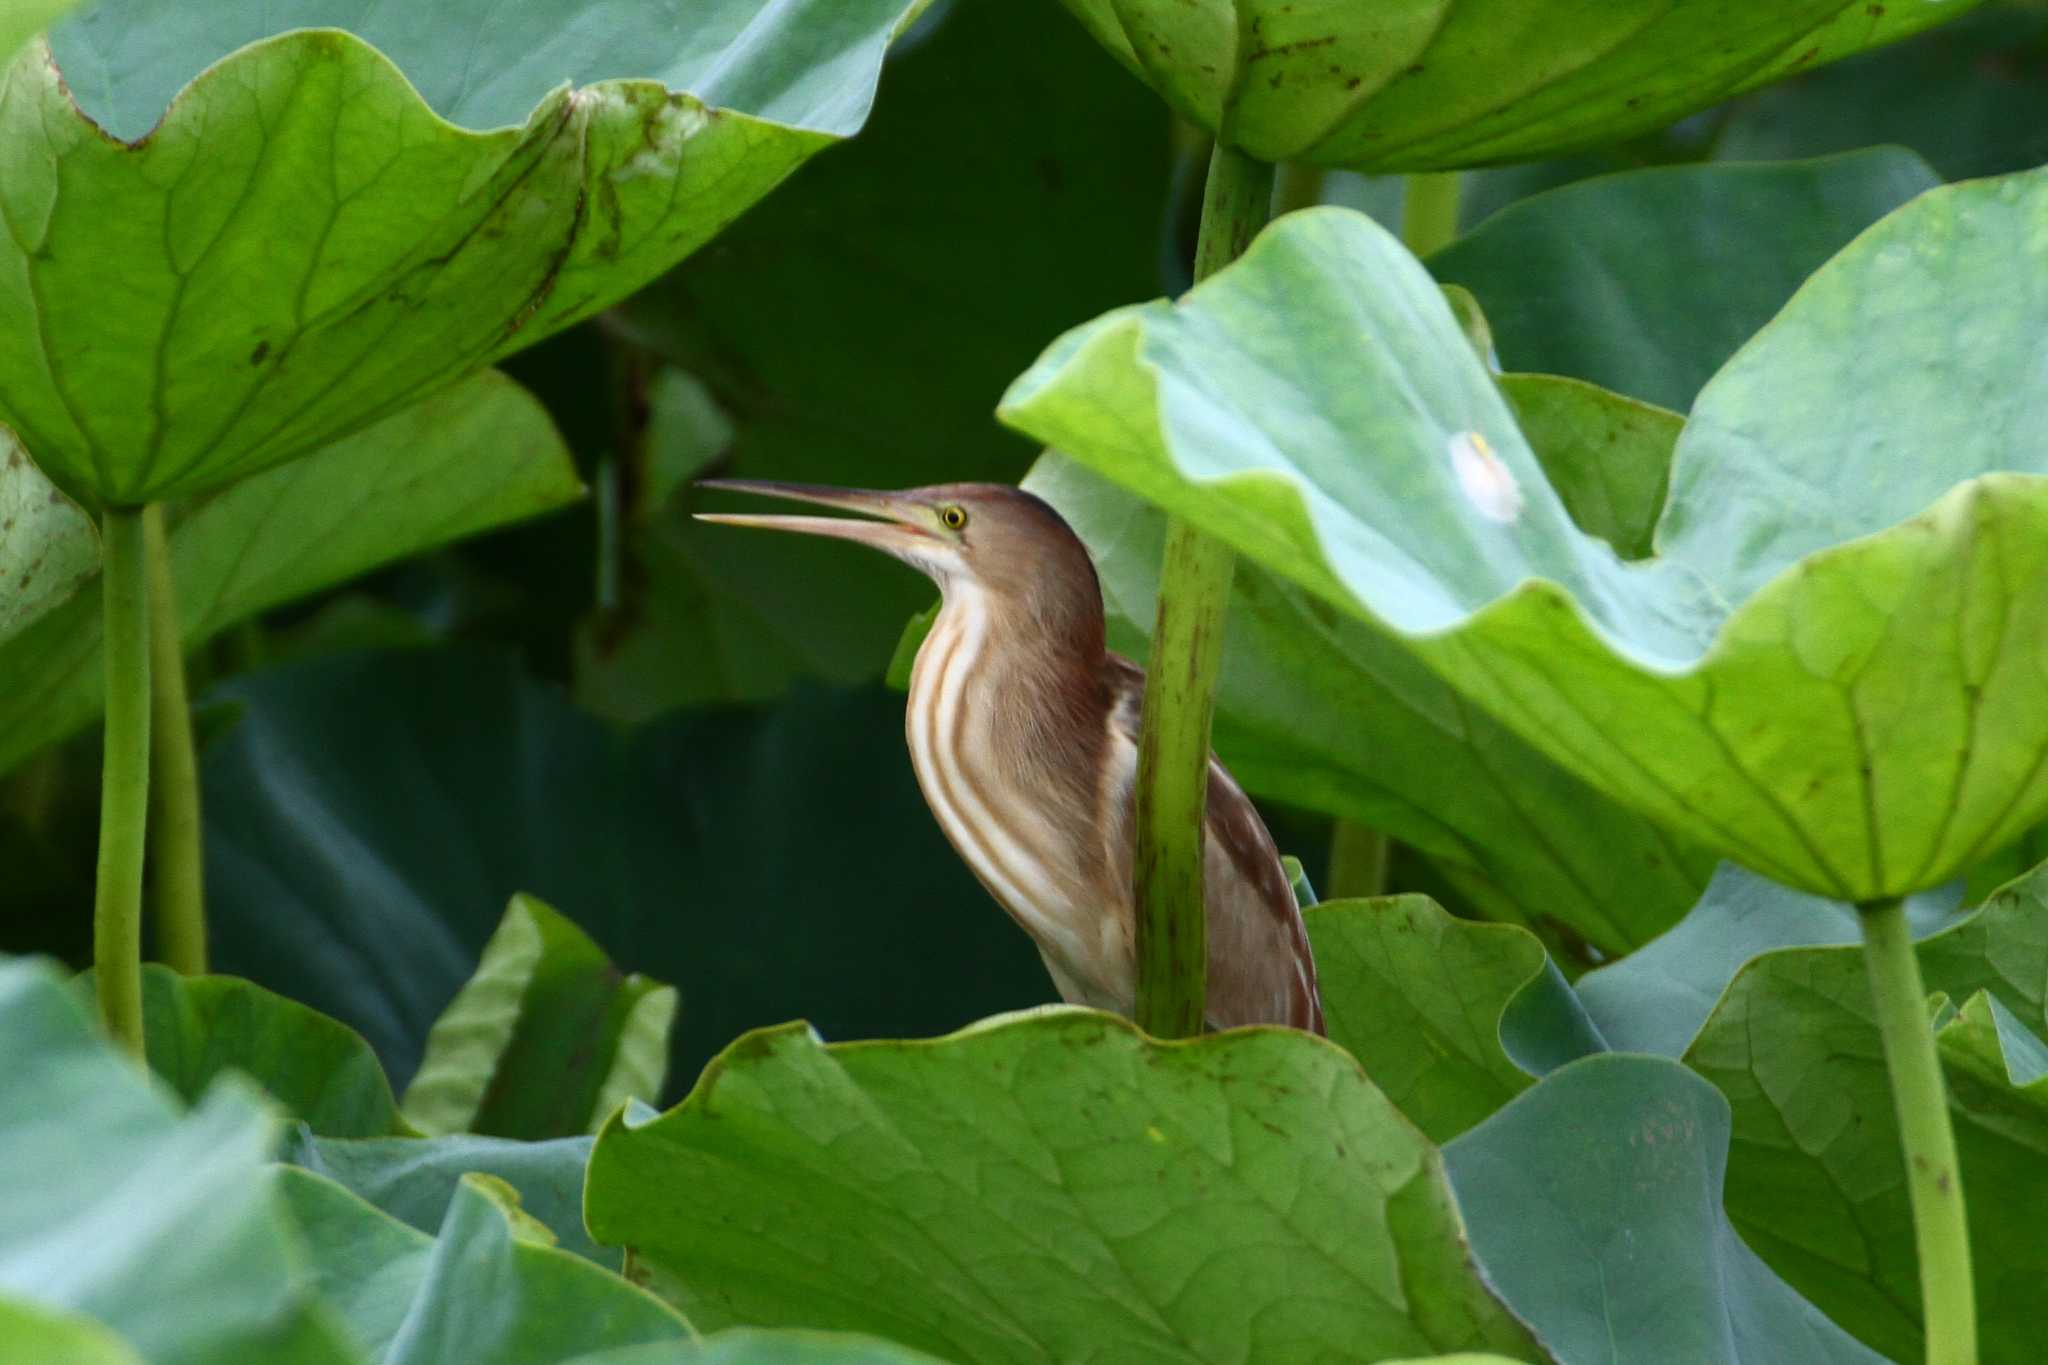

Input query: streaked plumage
[698,479,1323,1033]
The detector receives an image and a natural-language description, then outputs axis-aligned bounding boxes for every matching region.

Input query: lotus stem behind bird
[698,479,1324,1033]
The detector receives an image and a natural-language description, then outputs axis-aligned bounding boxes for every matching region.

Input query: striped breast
[905,586,1114,999]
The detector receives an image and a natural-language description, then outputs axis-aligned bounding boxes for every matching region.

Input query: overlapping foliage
[4,2,2046,1362]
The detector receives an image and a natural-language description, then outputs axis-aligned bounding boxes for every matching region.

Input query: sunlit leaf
[587,1013,1543,1362]
[1001,172,2048,901]
[1053,1,1976,170]
[0,427,95,646]
[4,0,917,504]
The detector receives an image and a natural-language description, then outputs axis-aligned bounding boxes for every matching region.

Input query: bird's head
[694,480,1101,617]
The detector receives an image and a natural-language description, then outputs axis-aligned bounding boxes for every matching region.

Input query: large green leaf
[202,649,1049,1093]
[1500,374,1677,562]
[0,427,96,645]
[0,957,357,1363]
[1442,1054,1885,1364]
[402,893,676,1140]
[594,0,1170,711]
[1053,0,1975,171]
[279,1167,686,1363]
[4,0,916,506]
[566,1331,956,1365]
[0,0,72,63]
[0,368,581,776]
[1685,860,2048,1362]
[1001,173,2048,902]
[1429,150,1942,411]
[281,1130,614,1271]
[1026,454,1712,954]
[587,1013,1543,1362]
[1305,896,1547,1142]
[129,966,408,1138]
[1577,864,1961,1058]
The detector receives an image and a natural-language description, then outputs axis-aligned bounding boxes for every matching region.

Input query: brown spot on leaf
[250,340,270,365]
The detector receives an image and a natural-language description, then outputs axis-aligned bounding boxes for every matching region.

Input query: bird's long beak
[693,480,936,556]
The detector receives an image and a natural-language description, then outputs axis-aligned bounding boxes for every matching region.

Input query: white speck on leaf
[1448,430,1523,524]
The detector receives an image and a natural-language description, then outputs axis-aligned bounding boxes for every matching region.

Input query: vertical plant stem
[95,504,152,1055]
[1326,821,1390,900]
[1270,162,1326,217]
[1401,171,1462,258]
[143,504,206,975]
[1132,142,1273,1039]
[1858,894,1976,1365]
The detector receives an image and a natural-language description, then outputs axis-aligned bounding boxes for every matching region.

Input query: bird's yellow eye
[939,504,969,531]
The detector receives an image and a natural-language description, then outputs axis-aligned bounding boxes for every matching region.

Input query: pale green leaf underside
[587,1013,1543,1364]
[278,1168,685,1364]
[0,368,582,776]
[0,0,73,71]
[1001,175,2048,901]
[2,0,911,505]
[0,959,355,1364]
[1685,858,2048,1363]
[1055,0,1976,171]
[0,426,95,644]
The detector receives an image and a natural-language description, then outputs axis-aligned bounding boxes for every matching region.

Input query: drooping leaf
[1024,450,1713,957]
[277,1168,685,1364]
[203,649,1049,1093]
[1305,895,1549,1142]
[1442,1054,1886,1364]
[594,0,1171,711]
[6,0,917,506]
[563,1329,957,1365]
[1052,1,1975,170]
[587,1013,1543,1363]
[401,893,676,1140]
[1577,864,1962,1058]
[280,1129,614,1271]
[0,368,581,776]
[0,957,357,1364]
[122,965,408,1138]
[0,429,96,646]
[1001,173,2048,902]
[1685,858,2048,1362]
[1429,150,1942,410]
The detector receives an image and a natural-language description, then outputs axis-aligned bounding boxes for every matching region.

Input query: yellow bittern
[698,480,1324,1034]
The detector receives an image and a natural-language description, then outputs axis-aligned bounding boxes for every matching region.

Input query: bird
[696,479,1324,1034]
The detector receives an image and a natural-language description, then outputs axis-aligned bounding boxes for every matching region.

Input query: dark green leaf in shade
[0,427,96,646]
[276,1167,685,1363]
[280,1129,614,1272]
[1578,864,1962,1058]
[1498,375,1677,562]
[1429,150,1941,410]
[1002,172,2048,902]
[587,1013,1544,1363]
[1305,896,1547,1142]
[1023,453,1713,957]
[1684,858,2048,1363]
[127,965,408,1138]
[402,893,677,1140]
[1053,1,1975,171]
[0,369,583,777]
[1442,1054,1886,1364]
[592,0,1171,711]
[202,649,1050,1095]
[0,957,358,1364]
[1716,9,2048,182]
[7,0,917,506]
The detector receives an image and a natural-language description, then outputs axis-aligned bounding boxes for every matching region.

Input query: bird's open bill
[694,480,936,555]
